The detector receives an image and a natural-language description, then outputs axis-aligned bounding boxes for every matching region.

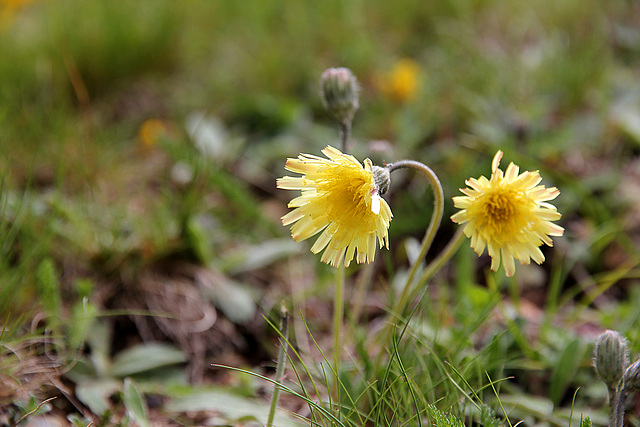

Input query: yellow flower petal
[451,150,564,277]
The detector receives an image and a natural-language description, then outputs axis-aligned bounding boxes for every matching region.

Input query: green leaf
[35,258,61,321]
[110,343,186,378]
[123,378,150,427]
[166,388,306,427]
[225,238,301,274]
[68,298,98,350]
[75,377,121,416]
[185,215,215,266]
[549,338,585,405]
[64,356,99,384]
[87,320,112,377]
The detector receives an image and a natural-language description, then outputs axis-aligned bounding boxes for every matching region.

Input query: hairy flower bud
[321,67,359,125]
[372,165,391,195]
[624,359,640,393]
[594,330,629,389]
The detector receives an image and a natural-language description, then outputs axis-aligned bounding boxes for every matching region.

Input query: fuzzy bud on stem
[372,165,391,195]
[321,67,359,126]
[594,330,629,390]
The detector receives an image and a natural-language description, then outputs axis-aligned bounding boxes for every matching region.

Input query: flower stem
[340,121,351,152]
[267,301,289,427]
[371,160,447,370]
[415,228,466,291]
[332,263,345,397]
[387,160,444,317]
[609,385,626,427]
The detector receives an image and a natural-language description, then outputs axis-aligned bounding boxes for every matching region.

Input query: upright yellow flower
[451,151,564,277]
[277,146,393,268]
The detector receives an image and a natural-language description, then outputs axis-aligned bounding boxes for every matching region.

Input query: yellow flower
[0,0,36,29]
[138,118,167,150]
[378,58,421,103]
[451,151,564,277]
[277,146,393,268]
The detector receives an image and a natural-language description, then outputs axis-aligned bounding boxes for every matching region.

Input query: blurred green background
[1,0,640,425]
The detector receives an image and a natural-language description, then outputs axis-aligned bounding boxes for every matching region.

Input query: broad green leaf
[226,238,301,274]
[166,388,306,427]
[64,356,99,384]
[75,378,121,416]
[123,378,150,427]
[87,319,112,377]
[110,343,186,378]
[198,275,256,324]
[549,338,585,405]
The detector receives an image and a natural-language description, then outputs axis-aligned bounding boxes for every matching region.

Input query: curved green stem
[387,160,444,317]
[371,160,447,370]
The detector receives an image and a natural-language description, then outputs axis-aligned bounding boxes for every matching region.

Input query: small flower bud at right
[624,359,640,393]
[594,330,629,389]
[321,67,359,126]
[372,165,391,196]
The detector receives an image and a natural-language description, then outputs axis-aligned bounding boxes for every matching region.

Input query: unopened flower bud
[372,165,391,195]
[594,330,629,389]
[321,67,359,125]
[624,359,640,393]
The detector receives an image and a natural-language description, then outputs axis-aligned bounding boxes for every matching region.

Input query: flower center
[485,192,515,222]
[317,163,373,226]
[474,188,531,243]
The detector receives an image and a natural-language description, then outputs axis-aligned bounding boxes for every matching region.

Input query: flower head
[277,146,392,267]
[378,58,421,103]
[138,118,167,150]
[451,151,564,277]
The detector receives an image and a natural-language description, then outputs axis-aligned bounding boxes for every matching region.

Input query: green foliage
[581,416,593,427]
[46,0,180,98]
[428,405,466,427]
[123,378,150,427]
[65,317,187,418]
[35,258,62,322]
[0,0,638,424]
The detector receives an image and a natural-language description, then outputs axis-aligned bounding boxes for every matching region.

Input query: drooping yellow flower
[378,58,421,103]
[277,146,393,268]
[451,151,564,277]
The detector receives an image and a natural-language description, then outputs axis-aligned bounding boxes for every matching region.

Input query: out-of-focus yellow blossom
[1,0,37,29]
[451,151,564,277]
[277,146,392,268]
[378,58,421,103]
[138,119,167,150]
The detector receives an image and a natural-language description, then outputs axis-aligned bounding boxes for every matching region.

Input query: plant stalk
[387,160,444,317]
[266,301,289,427]
[333,263,345,397]
[414,228,466,291]
[610,385,626,427]
[340,121,351,152]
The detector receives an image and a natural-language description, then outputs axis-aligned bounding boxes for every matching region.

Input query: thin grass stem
[266,301,289,427]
